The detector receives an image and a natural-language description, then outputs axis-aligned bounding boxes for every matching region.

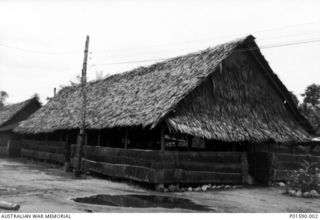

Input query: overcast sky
[0,0,320,104]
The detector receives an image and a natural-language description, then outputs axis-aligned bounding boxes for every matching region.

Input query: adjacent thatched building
[15,35,316,185]
[0,96,41,157]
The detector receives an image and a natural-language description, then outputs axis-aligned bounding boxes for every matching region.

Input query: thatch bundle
[15,35,312,143]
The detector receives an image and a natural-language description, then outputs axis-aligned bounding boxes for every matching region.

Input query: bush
[286,160,320,194]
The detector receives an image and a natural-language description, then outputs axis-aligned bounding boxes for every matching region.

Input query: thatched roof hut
[15,35,313,143]
[0,96,41,157]
[0,96,41,132]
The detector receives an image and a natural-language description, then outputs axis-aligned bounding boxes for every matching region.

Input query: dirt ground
[0,158,319,213]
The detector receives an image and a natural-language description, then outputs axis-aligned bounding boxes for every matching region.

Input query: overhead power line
[93,20,320,54]
[1,20,320,56]
[0,43,80,55]
[91,31,320,58]
[91,37,320,66]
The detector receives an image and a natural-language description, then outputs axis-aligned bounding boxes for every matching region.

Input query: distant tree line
[290,84,320,131]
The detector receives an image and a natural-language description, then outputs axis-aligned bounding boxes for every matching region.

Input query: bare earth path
[0,158,319,213]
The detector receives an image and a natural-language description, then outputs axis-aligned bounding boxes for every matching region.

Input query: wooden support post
[124,128,128,149]
[6,139,11,157]
[175,135,178,150]
[241,152,249,184]
[74,35,90,178]
[269,152,276,185]
[76,133,80,145]
[160,124,165,151]
[188,136,192,150]
[66,131,69,144]
[64,131,70,172]
[97,130,101,146]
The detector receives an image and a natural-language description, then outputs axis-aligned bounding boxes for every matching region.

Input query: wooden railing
[21,140,68,164]
[0,145,7,157]
[71,145,248,184]
[0,140,22,157]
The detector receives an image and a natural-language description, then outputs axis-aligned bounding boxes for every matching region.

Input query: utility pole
[74,35,90,177]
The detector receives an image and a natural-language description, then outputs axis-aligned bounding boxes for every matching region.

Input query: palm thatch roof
[15,35,313,143]
[0,96,41,129]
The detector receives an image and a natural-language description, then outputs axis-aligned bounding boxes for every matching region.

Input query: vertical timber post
[270,152,276,184]
[241,152,249,184]
[64,131,70,172]
[21,134,25,158]
[160,123,165,151]
[188,136,192,151]
[74,35,90,178]
[124,128,128,149]
[97,130,101,146]
[59,131,63,142]
[6,138,11,157]
[155,123,166,191]
[175,135,178,150]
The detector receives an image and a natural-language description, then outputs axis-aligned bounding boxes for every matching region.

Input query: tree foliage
[301,84,320,106]
[0,91,8,108]
[299,84,320,130]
